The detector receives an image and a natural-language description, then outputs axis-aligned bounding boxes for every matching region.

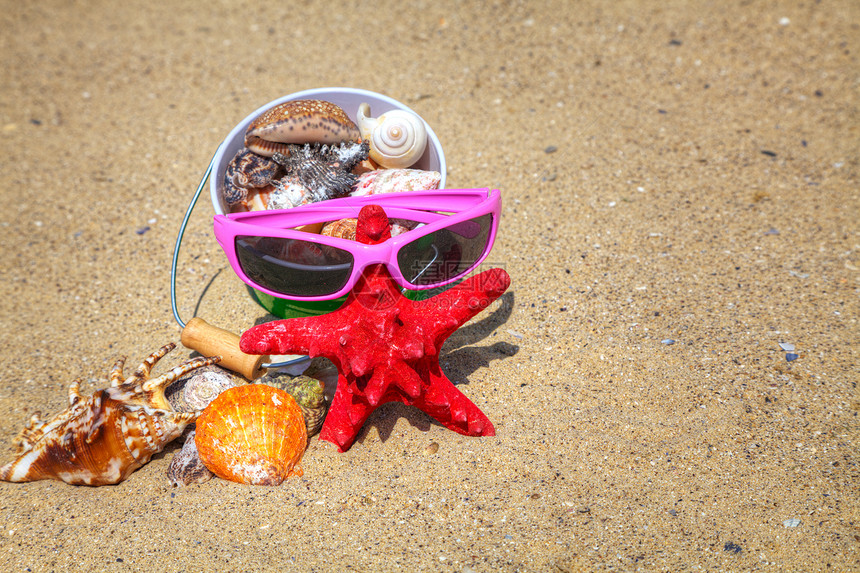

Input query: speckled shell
[281,140,370,173]
[166,429,214,486]
[321,218,358,241]
[351,169,441,197]
[195,384,307,486]
[356,102,428,169]
[275,155,357,202]
[255,374,328,436]
[165,365,245,413]
[0,344,219,486]
[244,100,360,157]
[223,148,282,206]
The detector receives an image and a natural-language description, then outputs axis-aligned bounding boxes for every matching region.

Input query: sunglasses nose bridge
[350,241,396,275]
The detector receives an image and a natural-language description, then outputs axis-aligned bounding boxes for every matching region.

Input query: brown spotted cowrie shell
[244,100,361,158]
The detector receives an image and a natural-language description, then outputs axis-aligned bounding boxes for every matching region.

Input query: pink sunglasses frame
[213,188,501,301]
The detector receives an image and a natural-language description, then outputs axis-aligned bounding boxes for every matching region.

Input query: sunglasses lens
[397,213,493,286]
[235,235,354,297]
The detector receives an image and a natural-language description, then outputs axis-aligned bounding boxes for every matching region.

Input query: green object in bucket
[249,282,456,319]
[249,287,346,319]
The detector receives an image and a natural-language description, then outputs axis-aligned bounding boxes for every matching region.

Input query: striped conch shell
[244,100,360,158]
[356,103,428,169]
[0,344,220,486]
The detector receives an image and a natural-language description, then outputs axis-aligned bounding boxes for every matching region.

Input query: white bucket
[209,87,447,215]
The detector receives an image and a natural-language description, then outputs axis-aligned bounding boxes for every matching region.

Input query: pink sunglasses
[213,189,501,301]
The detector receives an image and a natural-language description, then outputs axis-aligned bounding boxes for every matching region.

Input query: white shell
[268,177,313,210]
[356,102,428,169]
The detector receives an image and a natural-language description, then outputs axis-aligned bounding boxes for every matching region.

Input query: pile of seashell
[223,99,442,241]
[166,364,330,487]
[0,342,331,488]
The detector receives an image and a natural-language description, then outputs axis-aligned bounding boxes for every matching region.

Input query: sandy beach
[0,1,857,570]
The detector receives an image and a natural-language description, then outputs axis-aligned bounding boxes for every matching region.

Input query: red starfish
[240,205,511,452]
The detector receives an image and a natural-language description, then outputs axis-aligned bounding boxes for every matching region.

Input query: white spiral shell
[356,102,428,169]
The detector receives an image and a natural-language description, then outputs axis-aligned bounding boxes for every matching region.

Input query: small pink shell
[351,169,441,197]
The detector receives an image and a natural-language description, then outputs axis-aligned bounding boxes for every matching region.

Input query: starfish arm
[363,360,425,407]
[363,366,391,407]
[319,373,376,452]
[413,360,495,437]
[240,316,339,357]
[388,360,424,403]
[411,268,511,340]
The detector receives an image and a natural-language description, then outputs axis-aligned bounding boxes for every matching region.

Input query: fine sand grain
[0,1,857,571]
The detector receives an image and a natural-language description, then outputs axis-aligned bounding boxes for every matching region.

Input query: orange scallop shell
[195,384,308,486]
